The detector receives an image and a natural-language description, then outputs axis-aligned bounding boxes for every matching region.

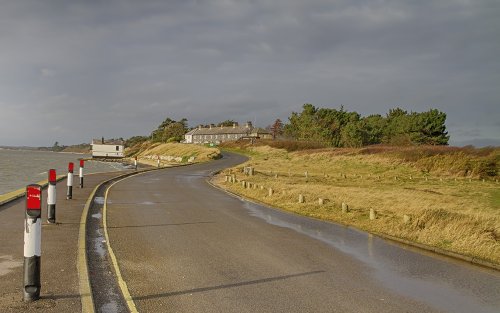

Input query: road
[104,152,500,313]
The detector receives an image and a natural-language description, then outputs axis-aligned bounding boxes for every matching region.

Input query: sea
[0,148,127,195]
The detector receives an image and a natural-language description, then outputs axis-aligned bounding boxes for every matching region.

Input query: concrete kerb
[78,171,148,313]
[102,176,145,313]
[208,176,500,272]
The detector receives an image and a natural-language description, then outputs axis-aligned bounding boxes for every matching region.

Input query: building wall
[191,133,246,144]
[92,144,124,157]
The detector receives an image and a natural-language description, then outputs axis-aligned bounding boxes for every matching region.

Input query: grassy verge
[215,143,500,265]
[125,142,220,167]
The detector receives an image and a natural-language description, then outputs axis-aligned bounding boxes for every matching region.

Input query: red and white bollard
[47,169,57,224]
[67,162,74,200]
[24,184,42,302]
[79,159,84,188]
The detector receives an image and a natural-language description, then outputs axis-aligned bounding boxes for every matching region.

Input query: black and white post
[79,159,84,188]
[67,162,74,200]
[134,156,138,170]
[24,184,42,302]
[47,169,57,224]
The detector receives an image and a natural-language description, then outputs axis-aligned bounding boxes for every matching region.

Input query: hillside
[125,141,220,166]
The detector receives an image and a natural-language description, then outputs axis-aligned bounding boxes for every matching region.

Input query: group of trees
[150,118,188,143]
[283,104,449,147]
[129,104,449,148]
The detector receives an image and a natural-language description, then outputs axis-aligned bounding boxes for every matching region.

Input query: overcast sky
[0,0,499,146]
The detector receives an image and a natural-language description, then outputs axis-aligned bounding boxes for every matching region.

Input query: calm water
[0,149,126,195]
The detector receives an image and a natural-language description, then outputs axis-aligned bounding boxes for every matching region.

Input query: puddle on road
[243,201,500,313]
[93,228,107,258]
[0,255,22,276]
[100,300,120,313]
[94,197,105,205]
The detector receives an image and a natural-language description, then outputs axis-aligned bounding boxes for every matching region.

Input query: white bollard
[299,194,304,203]
[66,162,74,200]
[268,188,273,197]
[24,184,42,302]
[318,198,324,205]
[134,157,138,170]
[79,159,84,188]
[369,209,376,220]
[47,169,57,224]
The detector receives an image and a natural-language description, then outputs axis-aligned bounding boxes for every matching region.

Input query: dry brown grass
[216,145,500,264]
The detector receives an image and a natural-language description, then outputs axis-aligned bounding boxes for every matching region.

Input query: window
[116,146,119,151]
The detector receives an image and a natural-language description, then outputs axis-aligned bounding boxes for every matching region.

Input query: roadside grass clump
[216,144,500,264]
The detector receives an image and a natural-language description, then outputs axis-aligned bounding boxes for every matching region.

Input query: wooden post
[403,214,411,224]
[298,194,304,203]
[342,202,349,213]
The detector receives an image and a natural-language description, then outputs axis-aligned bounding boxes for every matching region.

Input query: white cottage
[91,138,124,158]
[185,122,272,144]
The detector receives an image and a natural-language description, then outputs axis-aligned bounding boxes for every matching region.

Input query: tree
[217,120,237,127]
[269,119,284,139]
[359,114,386,145]
[151,117,188,142]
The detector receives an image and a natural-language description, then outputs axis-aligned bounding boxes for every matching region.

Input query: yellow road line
[103,176,141,313]
[77,184,100,313]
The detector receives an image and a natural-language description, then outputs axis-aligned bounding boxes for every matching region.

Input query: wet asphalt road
[105,152,500,313]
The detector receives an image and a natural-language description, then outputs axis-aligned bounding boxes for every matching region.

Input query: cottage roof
[252,127,271,134]
[186,126,252,136]
[92,139,124,145]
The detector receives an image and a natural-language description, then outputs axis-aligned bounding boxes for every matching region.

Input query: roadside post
[47,169,57,223]
[79,159,84,188]
[67,162,74,200]
[24,184,42,302]
[134,156,138,170]
[157,156,160,168]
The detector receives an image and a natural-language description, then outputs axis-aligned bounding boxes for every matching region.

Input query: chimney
[209,124,212,129]
[101,137,104,144]
[232,123,236,128]
[245,121,252,129]
[198,125,202,130]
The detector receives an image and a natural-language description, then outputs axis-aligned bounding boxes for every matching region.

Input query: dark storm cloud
[0,0,498,146]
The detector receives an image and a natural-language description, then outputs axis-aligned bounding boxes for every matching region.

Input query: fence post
[342,202,349,213]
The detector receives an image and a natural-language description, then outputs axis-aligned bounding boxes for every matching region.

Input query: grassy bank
[125,141,220,166]
[215,143,500,265]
